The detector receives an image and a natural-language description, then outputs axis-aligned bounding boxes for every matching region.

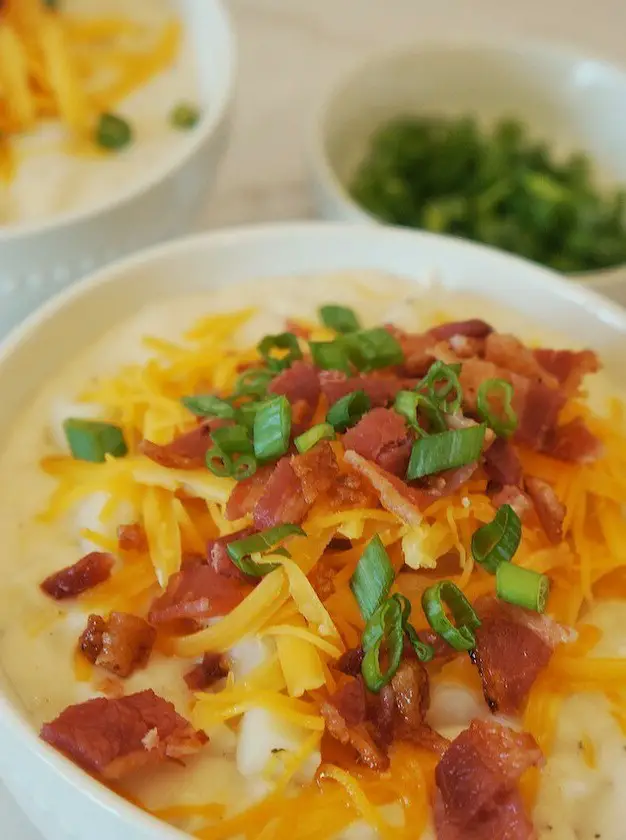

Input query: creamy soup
[0,272,624,840]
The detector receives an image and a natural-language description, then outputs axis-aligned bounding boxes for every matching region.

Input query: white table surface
[5,0,626,835]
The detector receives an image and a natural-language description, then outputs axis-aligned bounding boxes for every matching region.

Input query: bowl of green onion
[310,40,626,302]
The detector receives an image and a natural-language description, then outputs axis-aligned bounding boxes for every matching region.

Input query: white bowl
[309,39,626,305]
[0,0,235,340]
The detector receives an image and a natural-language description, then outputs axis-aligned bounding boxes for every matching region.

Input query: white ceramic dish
[0,0,235,340]
[0,221,626,839]
[309,39,626,304]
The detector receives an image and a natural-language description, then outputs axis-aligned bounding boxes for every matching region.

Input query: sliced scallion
[181,394,236,419]
[471,504,522,573]
[170,102,201,130]
[350,534,395,621]
[417,361,463,413]
[257,333,302,373]
[326,390,371,432]
[394,390,445,435]
[319,304,361,334]
[63,418,128,463]
[253,396,292,461]
[344,327,404,371]
[477,378,518,437]
[406,424,486,480]
[405,623,435,663]
[309,340,352,374]
[360,596,405,692]
[294,422,335,454]
[232,369,274,399]
[95,112,132,151]
[206,424,256,481]
[227,524,305,576]
[496,563,550,613]
[421,580,481,651]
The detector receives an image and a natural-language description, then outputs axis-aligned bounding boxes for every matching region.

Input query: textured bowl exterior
[0,0,235,340]
[0,222,625,839]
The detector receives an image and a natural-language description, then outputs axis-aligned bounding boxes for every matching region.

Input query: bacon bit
[207,527,256,581]
[253,458,311,530]
[448,334,486,358]
[471,597,567,714]
[543,417,603,463]
[184,653,228,691]
[117,523,148,553]
[343,407,413,478]
[78,612,155,678]
[148,566,250,625]
[525,476,565,544]
[225,464,274,521]
[326,471,378,511]
[485,333,559,388]
[435,719,541,839]
[291,441,339,504]
[429,319,493,341]
[344,450,427,527]
[140,423,217,470]
[319,370,414,409]
[424,462,481,499]
[40,689,207,780]
[534,347,600,395]
[459,358,501,413]
[386,325,436,376]
[40,552,114,600]
[390,659,447,755]
[489,484,534,519]
[269,361,321,434]
[483,438,522,487]
[412,627,456,660]
[321,679,389,771]
[434,789,534,840]
[308,560,336,601]
[335,647,364,676]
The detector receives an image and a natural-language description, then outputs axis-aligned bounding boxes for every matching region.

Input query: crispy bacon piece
[117,523,148,553]
[326,471,378,511]
[525,476,565,544]
[184,653,228,691]
[429,319,493,341]
[225,464,274,521]
[308,560,336,601]
[471,597,568,714]
[435,719,541,840]
[543,417,603,463]
[385,325,436,376]
[40,552,114,600]
[390,659,448,755]
[78,612,156,678]
[253,458,311,530]
[459,358,501,414]
[335,647,364,676]
[344,450,427,527]
[148,565,249,625]
[40,689,207,779]
[483,438,522,487]
[207,527,255,581]
[489,484,534,519]
[321,679,389,771]
[269,361,321,434]
[319,370,413,409]
[510,374,566,450]
[485,333,559,388]
[140,422,218,470]
[291,441,339,504]
[343,407,413,477]
[534,347,600,395]
[448,334,486,359]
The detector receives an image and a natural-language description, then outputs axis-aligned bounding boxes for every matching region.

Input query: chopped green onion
[253,396,292,461]
[405,623,435,663]
[417,361,463,413]
[170,102,201,130]
[394,390,446,435]
[319,304,361,334]
[211,425,253,454]
[294,423,335,454]
[309,340,352,374]
[95,112,132,151]
[326,390,371,432]
[360,596,405,692]
[350,534,395,621]
[43,0,59,8]
[232,369,274,399]
[477,378,518,437]
[181,394,237,419]
[63,418,128,463]
[471,504,522,574]
[422,580,481,651]
[227,524,305,576]
[344,328,404,371]
[496,563,550,613]
[257,333,302,373]
[237,400,270,430]
[206,424,256,481]
[406,424,486,480]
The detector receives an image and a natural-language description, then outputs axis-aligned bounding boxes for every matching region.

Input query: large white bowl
[309,39,626,306]
[1,222,626,840]
[0,0,235,340]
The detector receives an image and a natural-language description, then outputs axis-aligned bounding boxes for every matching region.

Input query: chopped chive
[294,423,335,454]
[238,400,270,430]
[350,534,395,621]
[319,304,361,334]
[232,369,274,399]
[406,424,485,480]
[496,563,550,613]
[227,524,305,576]
[471,504,522,573]
[405,622,435,663]
[253,396,291,461]
[344,327,404,371]
[95,112,132,151]
[394,390,446,435]
[417,361,463,414]
[421,580,481,651]
[360,596,405,692]
[205,424,256,480]
[309,340,352,374]
[477,378,518,437]
[63,418,127,463]
[257,333,302,373]
[326,390,371,432]
[181,394,237,419]
[170,102,201,130]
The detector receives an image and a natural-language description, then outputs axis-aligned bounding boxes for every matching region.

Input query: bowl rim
[308,34,626,284]
[0,0,236,244]
[2,219,626,837]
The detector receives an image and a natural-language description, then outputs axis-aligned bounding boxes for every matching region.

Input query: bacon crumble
[40,552,114,600]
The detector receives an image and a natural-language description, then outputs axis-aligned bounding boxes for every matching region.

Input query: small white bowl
[0,0,235,338]
[309,39,626,303]
[0,221,626,839]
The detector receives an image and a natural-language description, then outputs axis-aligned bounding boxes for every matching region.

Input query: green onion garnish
[405,622,435,662]
[344,328,404,371]
[233,369,274,399]
[227,524,305,576]
[95,112,132,151]
[319,304,361,334]
[360,596,405,692]
[394,390,446,435]
[421,580,481,651]
[350,534,395,621]
[238,400,270,430]
[496,563,550,613]
[326,390,371,432]
[206,424,257,481]
[253,396,292,461]
[417,361,463,414]
[471,504,522,574]
[309,340,352,374]
[181,394,237,419]
[63,418,128,463]
[477,378,518,437]
[294,423,335,454]
[406,424,486,480]
[257,333,302,373]
[170,102,201,130]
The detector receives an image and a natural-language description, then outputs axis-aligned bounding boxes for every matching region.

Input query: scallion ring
[309,340,352,375]
[95,112,132,151]
[227,524,305,576]
[422,580,481,651]
[360,597,405,692]
[319,304,361,334]
[257,333,302,372]
[406,424,486,480]
[471,504,522,573]
[294,423,335,453]
[181,394,237,419]
[417,361,463,413]
[253,396,292,461]
[394,390,446,435]
[205,424,256,480]
[405,623,435,663]
[343,327,404,371]
[477,378,518,437]
[496,563,550,613]
[327,390,371,432]
[232,369,274,399]
[350,534,395,621]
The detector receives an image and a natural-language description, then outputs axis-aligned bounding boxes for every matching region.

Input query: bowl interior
[321,43,626,208]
